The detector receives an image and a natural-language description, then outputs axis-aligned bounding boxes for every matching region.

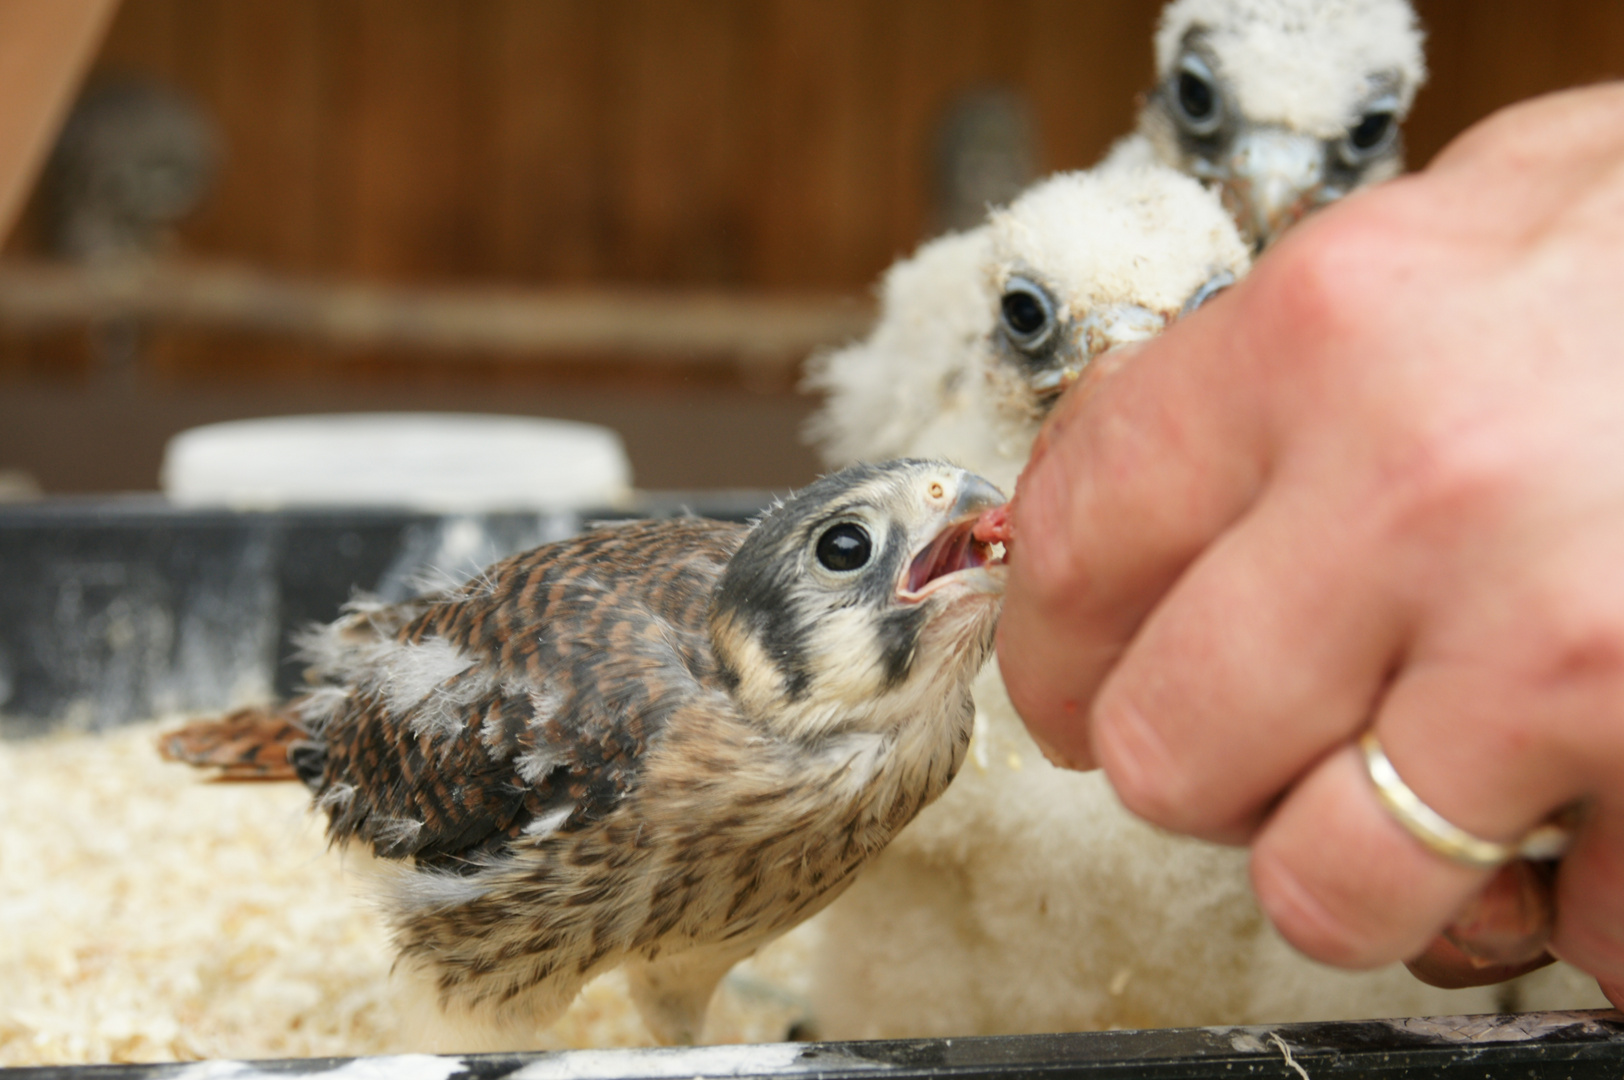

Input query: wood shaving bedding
[0,720,815,1066]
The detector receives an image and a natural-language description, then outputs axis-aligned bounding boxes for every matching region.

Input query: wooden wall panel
[1024,2,1158,176]
[183,3,332,272]
[605,1,751,283]
[31,0,1624,292]
[465,1,611,283]
[751,0,901,287]
[1408,2,1624,163]
[2,1,1622,495]
[63,0,1173,291]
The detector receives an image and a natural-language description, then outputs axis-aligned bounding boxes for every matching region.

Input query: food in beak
[905,506,1010,595]
[973,503,1014,549]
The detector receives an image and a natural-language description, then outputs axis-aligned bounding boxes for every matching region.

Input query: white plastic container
[161,413,632,511]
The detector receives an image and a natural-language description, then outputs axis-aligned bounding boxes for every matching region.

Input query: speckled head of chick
[224,458,1007,1048]
[1122,0,1426,248]
[709,459,1008,736]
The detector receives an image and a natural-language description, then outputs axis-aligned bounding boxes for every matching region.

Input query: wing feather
[298,517,747,869]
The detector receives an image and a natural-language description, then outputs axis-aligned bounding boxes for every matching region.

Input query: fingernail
[1406,934,1556,989]
[1251,850,1374,968]
[1093,695,1174,805]
[1028,724,1090,771]
[1443,861,1555,968]
[1600,980,1624,1011]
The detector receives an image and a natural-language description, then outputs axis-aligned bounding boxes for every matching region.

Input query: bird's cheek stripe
[878,606,929,690]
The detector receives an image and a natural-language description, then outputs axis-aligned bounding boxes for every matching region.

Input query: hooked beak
[1029,303,1168,397]
[901,475,1009,599]
[1180,269,1237,318]
[1216,126,1326,250]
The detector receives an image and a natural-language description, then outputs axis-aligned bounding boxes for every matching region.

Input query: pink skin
[973,504,1014,549]
[995,85,1624,1002]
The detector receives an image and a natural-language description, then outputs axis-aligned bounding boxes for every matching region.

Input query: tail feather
[158,706,309,781]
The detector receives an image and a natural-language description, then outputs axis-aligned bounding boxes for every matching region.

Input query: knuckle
[1027,523,1096,614]
[1373,420,1526,546]
[1261,229,1353,335]
[1524,584,1624,690]
[1010,458,1095,606]
[1248,209,1395,357]
[1104,767,1187,834]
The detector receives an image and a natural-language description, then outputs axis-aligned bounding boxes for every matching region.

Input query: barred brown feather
[157,706,307,780]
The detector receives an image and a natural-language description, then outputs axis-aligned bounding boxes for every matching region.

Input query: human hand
[996,84,1624,1001]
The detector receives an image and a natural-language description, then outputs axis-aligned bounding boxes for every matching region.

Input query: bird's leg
[626,945,754,1045]
[390,950,584,1053]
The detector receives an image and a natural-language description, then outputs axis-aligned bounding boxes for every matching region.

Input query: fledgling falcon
[1103,0,1426,248]
[162,459,1010,1047]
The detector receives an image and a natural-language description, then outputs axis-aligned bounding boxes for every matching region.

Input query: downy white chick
[806,166,1241,494]
[802,166,1548,1038]
[1103,0,1427,248]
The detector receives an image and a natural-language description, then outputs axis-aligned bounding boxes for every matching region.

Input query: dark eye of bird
[1348,111,1393,152]
[816,522,872,572]
[1000,276,1057,353]
[1170,53,1223,138]
[1177,71,1214,123]
[1003,291,1045,335]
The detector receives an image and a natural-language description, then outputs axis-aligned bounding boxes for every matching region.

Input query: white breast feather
[804,229,995,467]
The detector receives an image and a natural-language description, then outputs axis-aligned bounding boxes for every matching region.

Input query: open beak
[901,475,1011,600]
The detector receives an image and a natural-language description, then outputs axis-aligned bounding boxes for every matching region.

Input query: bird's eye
[1179,269,1236,317]
[1338,93,1403,165]
[1178,73,1213,122]
[816,522,872,572]
[1349,112,1391,150]
[1172,54,1223,137]
[1000,276,1057,353]
[1339,99,1399,166]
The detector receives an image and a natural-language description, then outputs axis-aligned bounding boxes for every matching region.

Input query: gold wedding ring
[1358,731,1571,869]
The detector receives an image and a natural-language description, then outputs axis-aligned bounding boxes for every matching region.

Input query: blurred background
[0,0,1621,498]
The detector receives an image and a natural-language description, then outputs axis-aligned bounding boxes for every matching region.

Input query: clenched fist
[998,84,1624,1002]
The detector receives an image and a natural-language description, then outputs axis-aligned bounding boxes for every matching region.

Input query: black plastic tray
[7,1011,1624,1080]
[0,493,766,732]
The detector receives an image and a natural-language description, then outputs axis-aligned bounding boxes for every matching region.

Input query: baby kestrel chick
[1106,0,1426,248]
[805,165,1248,492]
[164,459,1009,1047]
